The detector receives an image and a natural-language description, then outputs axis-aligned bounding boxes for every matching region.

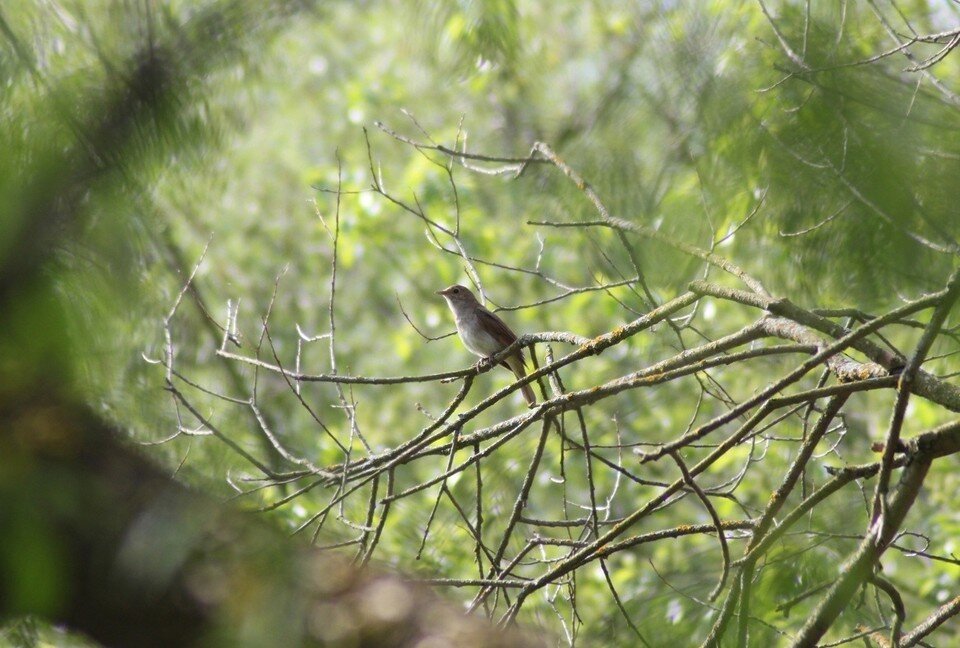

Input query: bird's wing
[476,306,519,347]
[477,307,527,369]
[478,306,532,395]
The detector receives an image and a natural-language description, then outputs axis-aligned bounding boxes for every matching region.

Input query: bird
[436,284,536,407]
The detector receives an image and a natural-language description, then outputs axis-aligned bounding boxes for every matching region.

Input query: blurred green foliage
[2,0,959,645]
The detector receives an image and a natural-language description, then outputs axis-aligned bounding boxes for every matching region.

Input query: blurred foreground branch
[0,393,542,647]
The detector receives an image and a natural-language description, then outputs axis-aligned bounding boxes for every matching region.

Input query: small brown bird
[437,284,536,407]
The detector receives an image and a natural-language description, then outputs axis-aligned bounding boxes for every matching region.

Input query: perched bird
[436,284,536,407]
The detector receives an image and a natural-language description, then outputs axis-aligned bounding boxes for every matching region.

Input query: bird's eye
[452,288,459,293]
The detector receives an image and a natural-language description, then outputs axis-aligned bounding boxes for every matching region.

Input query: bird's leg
[474,356,494,371]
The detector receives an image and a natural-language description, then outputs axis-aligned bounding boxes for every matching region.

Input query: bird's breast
[456,312,504,358]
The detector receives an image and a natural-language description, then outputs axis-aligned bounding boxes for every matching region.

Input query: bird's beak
[435,288,448,296]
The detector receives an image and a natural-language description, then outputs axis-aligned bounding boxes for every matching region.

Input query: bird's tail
[519,382,536,408]
[505,354,536,407]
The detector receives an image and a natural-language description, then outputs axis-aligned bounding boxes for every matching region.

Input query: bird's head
[436,284,480,307]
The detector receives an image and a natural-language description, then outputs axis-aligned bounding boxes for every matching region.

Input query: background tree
[2,1,959,646]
